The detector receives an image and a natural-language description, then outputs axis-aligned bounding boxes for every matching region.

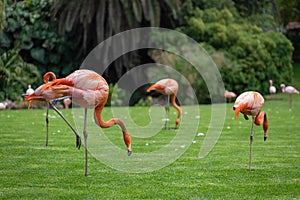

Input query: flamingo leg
[45,102,49,147]
[164,95,170,130]
[83,108,88,176]
[289,94,292,111]
[48,101,81,149]
[249,116,255,171]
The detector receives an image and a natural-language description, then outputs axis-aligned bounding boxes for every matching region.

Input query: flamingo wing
[233,91,264,119]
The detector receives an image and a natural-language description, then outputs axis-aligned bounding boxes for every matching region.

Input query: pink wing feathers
[233,91,264,119]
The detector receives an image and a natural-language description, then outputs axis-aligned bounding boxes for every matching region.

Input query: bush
[0,0,76,76]
[0,49,40,101]
[178,7,294,102]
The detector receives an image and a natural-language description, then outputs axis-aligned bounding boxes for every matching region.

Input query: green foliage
[0,0,4,31]
[107,84,127,106]
[0,0,76,76]
[51,0,181,64]
[179,7,294,99]
[276,0,300,25]
[0,49,40,101]
[136,96,153,106]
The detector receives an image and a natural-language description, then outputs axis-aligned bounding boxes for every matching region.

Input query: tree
[51,0,181,82]
[177,6,293,102]
[0,49,40,101]
[1,0,75,77]
[0,0,4,32]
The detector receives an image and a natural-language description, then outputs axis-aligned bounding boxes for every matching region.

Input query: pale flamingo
[0,102,7,110]
[269,80,276,94]
[147,78,182,129]
[232,91,268,171]
[224,90,237,102]
[280,83,299,110]
[26,85,35,96]
[25,69,132,176]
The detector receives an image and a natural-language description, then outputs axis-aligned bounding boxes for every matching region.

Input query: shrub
[0,49,40,101]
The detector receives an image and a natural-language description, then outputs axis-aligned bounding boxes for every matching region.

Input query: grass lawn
[0,64,299,199]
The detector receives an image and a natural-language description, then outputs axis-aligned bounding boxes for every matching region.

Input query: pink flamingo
[280,83,299,110]
[269,80,276,94]
[25,69,132,176]
[224,90,237,102]
[147,78,182,129]
[232,91,268,171]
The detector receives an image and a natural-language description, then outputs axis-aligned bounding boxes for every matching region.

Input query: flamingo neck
[94,105,131,153]
[94,106,127,132]
[171,94,182,119]
[43,72,56,83]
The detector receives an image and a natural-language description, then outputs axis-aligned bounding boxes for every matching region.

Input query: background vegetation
[0,0,299,103]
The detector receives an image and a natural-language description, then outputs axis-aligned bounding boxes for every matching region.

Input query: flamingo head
[280,84,286,92]
[25,93,46,109]
[232,102,249,120]
[123,131,132,156]
[175,118,180,129]
[269,80,273,84]
[147,84,164,93]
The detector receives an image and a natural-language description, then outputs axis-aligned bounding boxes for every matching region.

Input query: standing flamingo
[232,91,268,171]
[26,85,35,96]
[147,78,182,129]
[37,72,75,147]
[280,83,299,110]
[269,80,276,94]
[25,69,132,176]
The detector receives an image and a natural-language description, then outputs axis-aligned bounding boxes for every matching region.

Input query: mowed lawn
[0,93,299,199]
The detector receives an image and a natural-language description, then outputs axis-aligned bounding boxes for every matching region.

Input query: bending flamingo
[232,91,268,171]
[280,83,299,110]
[25,69,132,176]
[269,80,276,94]
[147,78,182,129]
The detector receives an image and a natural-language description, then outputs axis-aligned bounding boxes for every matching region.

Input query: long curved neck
[171,94,181,119]
[94,105,131,153]
[94,105,127,132]
[43,72,56,83]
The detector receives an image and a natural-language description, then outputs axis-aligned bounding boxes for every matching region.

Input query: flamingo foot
[76,135,81,149]
[128,150,132,156]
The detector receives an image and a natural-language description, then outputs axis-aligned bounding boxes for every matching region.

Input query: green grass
[0,95,299,199]
[0,64,299,199]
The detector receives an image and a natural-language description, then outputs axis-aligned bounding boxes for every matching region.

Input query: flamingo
[0,102,8,110]
[25,69,132,176]
[147,78,182,129]
[232,91,268,171]
[269,80,276,94]
[35,72,75,147]
[280,83,299,110]
[26,85,35,96]
[224,90,237,102]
